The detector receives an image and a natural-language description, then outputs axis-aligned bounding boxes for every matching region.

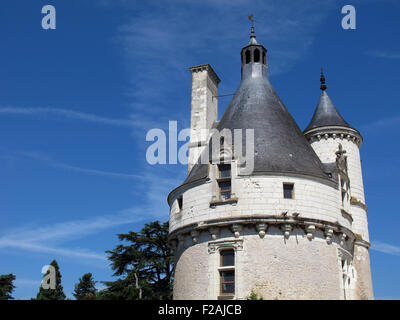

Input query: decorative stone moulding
[256,223,268,238]
[190,230,200,243]
[231,224,242,238]
[169,218,357,252]
[208,239,244,254]
[281,224,292,239]
[339,233,347,247]
[305,129,362,147]
[305,224,316,240]
[325,228,334,244]
[209,227,219,240]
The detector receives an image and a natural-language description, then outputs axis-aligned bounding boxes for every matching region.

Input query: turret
[304,70,373,299]
[240,26,268,80]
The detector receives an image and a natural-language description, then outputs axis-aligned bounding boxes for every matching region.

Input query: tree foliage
[99,221,174,300]
[36,259,66,300]
[0,274,16,300]
[73,273,97,300]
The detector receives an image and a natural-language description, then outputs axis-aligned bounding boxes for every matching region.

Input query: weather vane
[247,14,257,28]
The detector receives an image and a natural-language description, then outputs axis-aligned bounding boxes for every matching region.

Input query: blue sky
[0,0,399,299]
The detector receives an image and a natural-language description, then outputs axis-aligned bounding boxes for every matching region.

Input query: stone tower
[303,71,373,299]
[167,29,373,300]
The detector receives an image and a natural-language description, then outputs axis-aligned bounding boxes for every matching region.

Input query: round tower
[168,30,371,300]
[303,70,373,299]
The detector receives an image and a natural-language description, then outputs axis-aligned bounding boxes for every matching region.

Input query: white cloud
[14,279,42,287]
[1,241,107,261]
[0,209,146,262]
[0,210,143,245]
[0,106,135,128]
[358,115,400,133]
[371,241,400,256]
[0,148,144,180]
[367,51,400,59]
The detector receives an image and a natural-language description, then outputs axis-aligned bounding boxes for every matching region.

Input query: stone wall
[173,226,349,300]
[170,174,347,235]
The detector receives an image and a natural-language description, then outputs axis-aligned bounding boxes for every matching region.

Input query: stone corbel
[177,233,186,246]
[231,224,242,238]
[209,227,220,240]
[169,239,177,250]
[256,223,268,238]
[339,233,347,247]
[281,224,292,239]
[305,225,316,240]
[325,228,334,244]
[190,230,200,244]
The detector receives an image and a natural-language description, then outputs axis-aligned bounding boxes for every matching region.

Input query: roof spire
[247,14,258,45]
[320,68,327,91]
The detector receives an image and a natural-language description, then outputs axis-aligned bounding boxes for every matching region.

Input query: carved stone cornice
[304,126,362,147]
[168,215,356,252]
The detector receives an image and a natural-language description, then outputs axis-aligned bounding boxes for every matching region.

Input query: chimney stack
[188,64,220,173]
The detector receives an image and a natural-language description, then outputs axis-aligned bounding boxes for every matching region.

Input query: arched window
[245,50,250,64]
[254,48,260,63]
[262,51,266,64]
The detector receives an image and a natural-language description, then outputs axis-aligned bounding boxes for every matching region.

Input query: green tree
[36,260,66,300]
[73,273,97,300]
[0,274,16,300]
[100,220,174,300]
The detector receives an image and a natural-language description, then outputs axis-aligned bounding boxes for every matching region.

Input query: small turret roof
[304,70,356,132]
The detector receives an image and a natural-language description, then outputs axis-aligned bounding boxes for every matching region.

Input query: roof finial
[247,14,258,44]
[320,67,327,91]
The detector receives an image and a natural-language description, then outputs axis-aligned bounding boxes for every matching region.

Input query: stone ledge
[350,197,368,211]
[210,197,239,207]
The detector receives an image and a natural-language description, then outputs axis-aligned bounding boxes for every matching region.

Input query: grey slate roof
[183,70,330,185]
[177,32,334,189]
[304,90,354,132]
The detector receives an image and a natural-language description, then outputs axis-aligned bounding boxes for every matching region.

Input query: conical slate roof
[304,91,353,132]
[184,73,329,184]
[304,71,355,132]
[183,33,329,185]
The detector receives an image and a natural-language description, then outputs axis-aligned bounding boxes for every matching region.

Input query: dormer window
[218,164,231,201]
